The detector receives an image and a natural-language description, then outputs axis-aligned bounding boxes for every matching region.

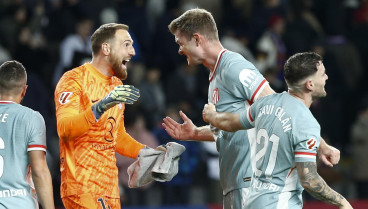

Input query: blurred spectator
[255,14,286,74]
[146,0,166,31]
[150,0,183,84]
[0,3,28,55]
[116,0,150,62]
[248,0,285,46]
[221,29,257,65]
[284,0,324,55]
[263,66,287,92]
[350,0,368,91]
[0,45,11,63]
[350,96,368,199]
[166,63,208,125]
[138,65,166,130]
[53,17,94,86]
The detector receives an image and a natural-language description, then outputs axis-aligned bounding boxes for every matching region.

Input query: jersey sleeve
[294,127,321,163]
[115,115,146,159]
[27,111,47,152]
[223,59,268,103]
[239,106,255,129]
[54,71,97,141]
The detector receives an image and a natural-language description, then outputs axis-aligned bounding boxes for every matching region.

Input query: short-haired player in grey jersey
[163,8,341,209]
[203,52,353,209]
[0,60,55,209]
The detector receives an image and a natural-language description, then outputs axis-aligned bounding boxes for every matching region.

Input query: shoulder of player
[64,65,87,79]
[56,65,88,89]
[221,53,258,76]
[223,50,255,67]
[11,104,44,121]
[112,76,123,85]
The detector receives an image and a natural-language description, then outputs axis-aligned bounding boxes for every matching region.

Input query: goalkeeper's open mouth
[122,59,130,69]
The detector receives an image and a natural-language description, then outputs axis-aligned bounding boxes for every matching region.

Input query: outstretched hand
[162,111,196,141]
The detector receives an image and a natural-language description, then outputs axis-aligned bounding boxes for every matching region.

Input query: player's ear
[102,43,110,55]
[21,85,28,98]
[305,79,314,91]
[193,33,200,46]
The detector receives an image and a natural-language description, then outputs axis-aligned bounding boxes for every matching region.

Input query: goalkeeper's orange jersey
[54,63,145,198]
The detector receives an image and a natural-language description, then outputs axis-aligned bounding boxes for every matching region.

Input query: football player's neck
[204,41,224,72]
[90,56,113,77]
[288,90,312,108]
[0,95,22,104]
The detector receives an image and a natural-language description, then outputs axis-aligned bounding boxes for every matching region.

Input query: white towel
[127,142,186,188]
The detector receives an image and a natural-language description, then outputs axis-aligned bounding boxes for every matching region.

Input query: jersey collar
[0,101,16,104]
[209,49,227,82]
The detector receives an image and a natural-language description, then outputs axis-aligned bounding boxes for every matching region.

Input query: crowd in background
[1,0,368,207]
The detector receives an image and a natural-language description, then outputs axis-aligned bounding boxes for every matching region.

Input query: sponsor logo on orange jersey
[59,92,73,104]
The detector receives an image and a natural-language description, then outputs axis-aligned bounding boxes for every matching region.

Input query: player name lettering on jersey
[0,188,27,198]
[0,113,8,122]
[257,105,292,133]
[252,178,280,192]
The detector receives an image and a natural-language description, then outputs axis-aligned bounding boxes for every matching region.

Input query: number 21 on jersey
[254,129,280,180]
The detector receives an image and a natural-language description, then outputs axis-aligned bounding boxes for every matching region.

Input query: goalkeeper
[54,23,151,209]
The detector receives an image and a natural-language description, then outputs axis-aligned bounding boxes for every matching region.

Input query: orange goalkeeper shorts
[62,193,121,209]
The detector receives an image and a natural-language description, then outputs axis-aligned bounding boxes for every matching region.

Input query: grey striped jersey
[0,101,46,209]
[239,92,320,209]
[208,49,268,195]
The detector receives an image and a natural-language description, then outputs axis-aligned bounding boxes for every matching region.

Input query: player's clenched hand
[92,85,140,120]
[318,139,340,167]
[202,103,216,123]
[162,111,196,141]
[318,144,340,167]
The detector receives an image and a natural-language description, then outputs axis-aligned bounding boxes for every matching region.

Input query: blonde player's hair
[168,8,219,41]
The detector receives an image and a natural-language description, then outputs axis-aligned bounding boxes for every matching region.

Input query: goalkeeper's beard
[109,56,128,80]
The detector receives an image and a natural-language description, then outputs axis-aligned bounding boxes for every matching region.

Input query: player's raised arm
[296,162,352,209]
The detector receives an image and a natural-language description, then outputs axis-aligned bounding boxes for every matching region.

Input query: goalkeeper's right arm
[92,85,140,120]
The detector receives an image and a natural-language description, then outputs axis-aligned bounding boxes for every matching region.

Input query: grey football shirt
[240,92,320,209]
[208,49,268,195]
[0,101,46,209]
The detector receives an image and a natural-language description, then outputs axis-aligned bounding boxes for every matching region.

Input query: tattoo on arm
[296,162,345,206]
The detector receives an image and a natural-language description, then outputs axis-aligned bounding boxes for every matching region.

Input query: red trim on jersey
[250,79,267,102]
[209,49,227,82]
[28,145,47,149]
[248,108,254,122]
[294,152,316,156]
[0,101,15,104]
[287,166,296,178]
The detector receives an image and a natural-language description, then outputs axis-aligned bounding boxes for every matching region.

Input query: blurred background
[1,0,368,208]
